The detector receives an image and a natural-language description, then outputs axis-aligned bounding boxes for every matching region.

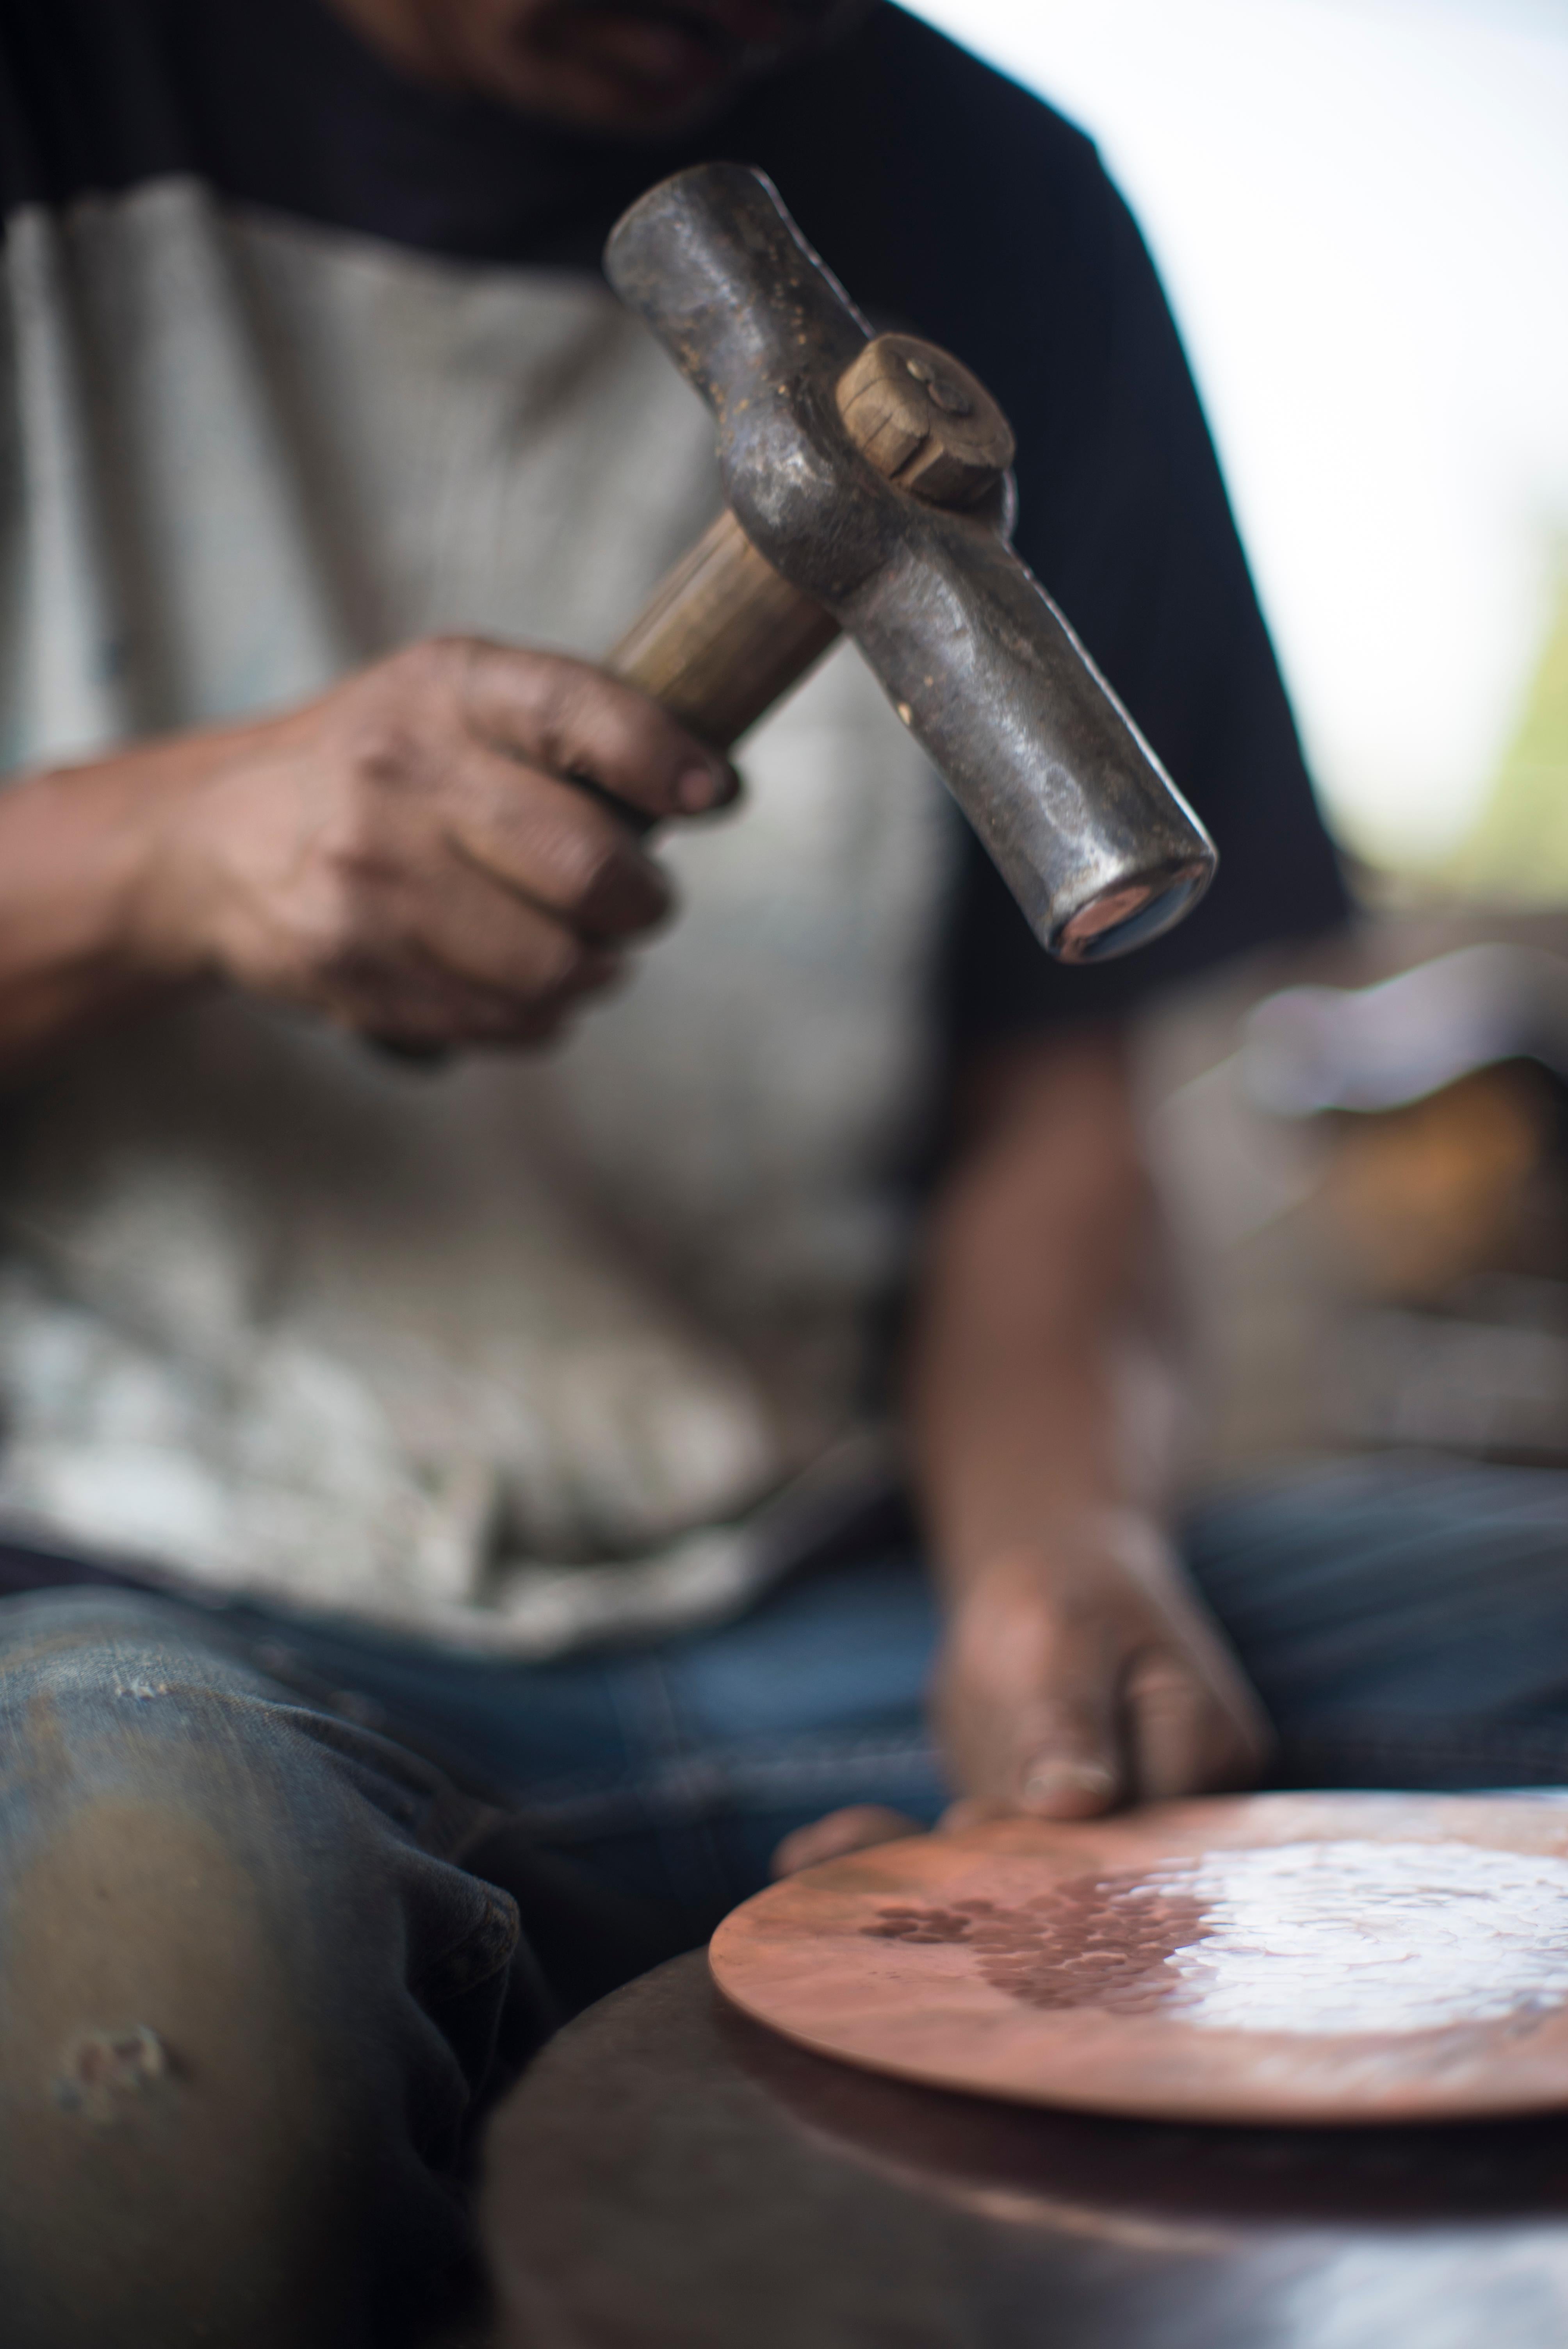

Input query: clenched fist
[133,636,736,1050]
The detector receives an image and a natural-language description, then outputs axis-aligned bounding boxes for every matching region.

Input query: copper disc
[710,1793,1568,2124]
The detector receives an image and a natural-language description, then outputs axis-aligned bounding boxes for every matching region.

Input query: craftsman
[0,1,1558,2340]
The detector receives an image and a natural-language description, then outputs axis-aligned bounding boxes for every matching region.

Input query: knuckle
[539,663,669,782]
[385,633,475,700]
[343,638,475,765]
[334,709,421,797]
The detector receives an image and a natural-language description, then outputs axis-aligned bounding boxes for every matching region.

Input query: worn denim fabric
[0,1586,558,2346]
[34,1451,1568,1918]
[9,1453,1568,2340]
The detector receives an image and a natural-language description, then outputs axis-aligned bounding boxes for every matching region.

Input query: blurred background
[908,0,1568,1488]
[911,0,1568,891]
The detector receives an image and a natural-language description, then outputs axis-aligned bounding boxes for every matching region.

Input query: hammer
[600,163,1216,964]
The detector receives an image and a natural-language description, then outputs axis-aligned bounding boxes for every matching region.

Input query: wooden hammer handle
[606,510,840,752]
[605,334,1014,753]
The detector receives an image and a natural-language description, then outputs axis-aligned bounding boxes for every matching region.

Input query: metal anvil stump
[604,162,1216,964]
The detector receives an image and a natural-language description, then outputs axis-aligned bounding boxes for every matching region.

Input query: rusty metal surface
[604,162,1216,963]
[710,1793,1568,2124]
[484,1950,1568,2348]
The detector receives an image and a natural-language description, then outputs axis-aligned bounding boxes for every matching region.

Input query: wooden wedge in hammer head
[603,162,1217,965]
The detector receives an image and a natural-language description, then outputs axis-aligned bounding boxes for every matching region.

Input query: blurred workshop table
[482,1951,1568,2347]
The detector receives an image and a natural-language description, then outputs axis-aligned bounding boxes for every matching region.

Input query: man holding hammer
[0,0,1554,2338]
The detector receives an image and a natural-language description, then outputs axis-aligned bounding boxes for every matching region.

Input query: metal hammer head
[605,163,1216,964]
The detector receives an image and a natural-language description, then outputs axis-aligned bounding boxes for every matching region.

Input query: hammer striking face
[604,163,1217,964]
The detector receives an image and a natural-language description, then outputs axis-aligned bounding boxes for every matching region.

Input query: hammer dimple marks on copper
[864,1881,1211,2016]
[862,1841,1568,2036]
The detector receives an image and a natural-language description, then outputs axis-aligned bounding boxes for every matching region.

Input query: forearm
[0,729,235,1080]
[909,1024,1179,1593]
[905,1024,1269,1814]
[781,1022,1267,1864]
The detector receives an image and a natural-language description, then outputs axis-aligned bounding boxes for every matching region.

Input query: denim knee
[0,1588,522,2347]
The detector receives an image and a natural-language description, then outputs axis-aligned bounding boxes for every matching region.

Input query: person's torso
[0,166,955,1643]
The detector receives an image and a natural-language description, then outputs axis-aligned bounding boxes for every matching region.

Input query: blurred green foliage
[1450,544,1568,898]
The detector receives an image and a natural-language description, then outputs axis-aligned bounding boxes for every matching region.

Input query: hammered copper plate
[709,1793,1568,2124]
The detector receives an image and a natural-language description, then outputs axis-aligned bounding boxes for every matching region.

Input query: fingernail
[1021,1758,1117,1811]
[676,764,719,814]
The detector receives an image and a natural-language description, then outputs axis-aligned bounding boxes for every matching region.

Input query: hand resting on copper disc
[773,1516,1273,1879]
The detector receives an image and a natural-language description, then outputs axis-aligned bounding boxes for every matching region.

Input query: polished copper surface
[709,1793,1568,2123]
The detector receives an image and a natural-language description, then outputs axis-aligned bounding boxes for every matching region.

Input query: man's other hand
[933,1517,1272,1820]
[771,1521,1270,1881]
[135,637,736,1051]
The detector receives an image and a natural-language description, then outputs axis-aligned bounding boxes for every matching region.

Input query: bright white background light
[906,0,1568,866]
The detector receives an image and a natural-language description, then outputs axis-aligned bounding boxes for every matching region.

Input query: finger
[770,1807,925,1880]
[396,850,628,1008]
[315,935,592,1050]
[940,1567,1125,1818]
[1124,1657,1223,1805]
[1008,1613,1125,1820]
[445,750,674,940]
[1126,1651,1274,1804]
[461,642,738,825]
[1015,1734,1120,1820]
[328,972,567,1052]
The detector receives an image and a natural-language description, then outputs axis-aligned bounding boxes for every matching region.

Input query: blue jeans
[195,1452,1568,1908]
[7,1453,1568,2341]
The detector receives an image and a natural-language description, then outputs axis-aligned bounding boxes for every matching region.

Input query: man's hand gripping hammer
[602,163,1215,962]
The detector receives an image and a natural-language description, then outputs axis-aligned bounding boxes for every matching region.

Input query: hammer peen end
[1055,868,1213,962]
